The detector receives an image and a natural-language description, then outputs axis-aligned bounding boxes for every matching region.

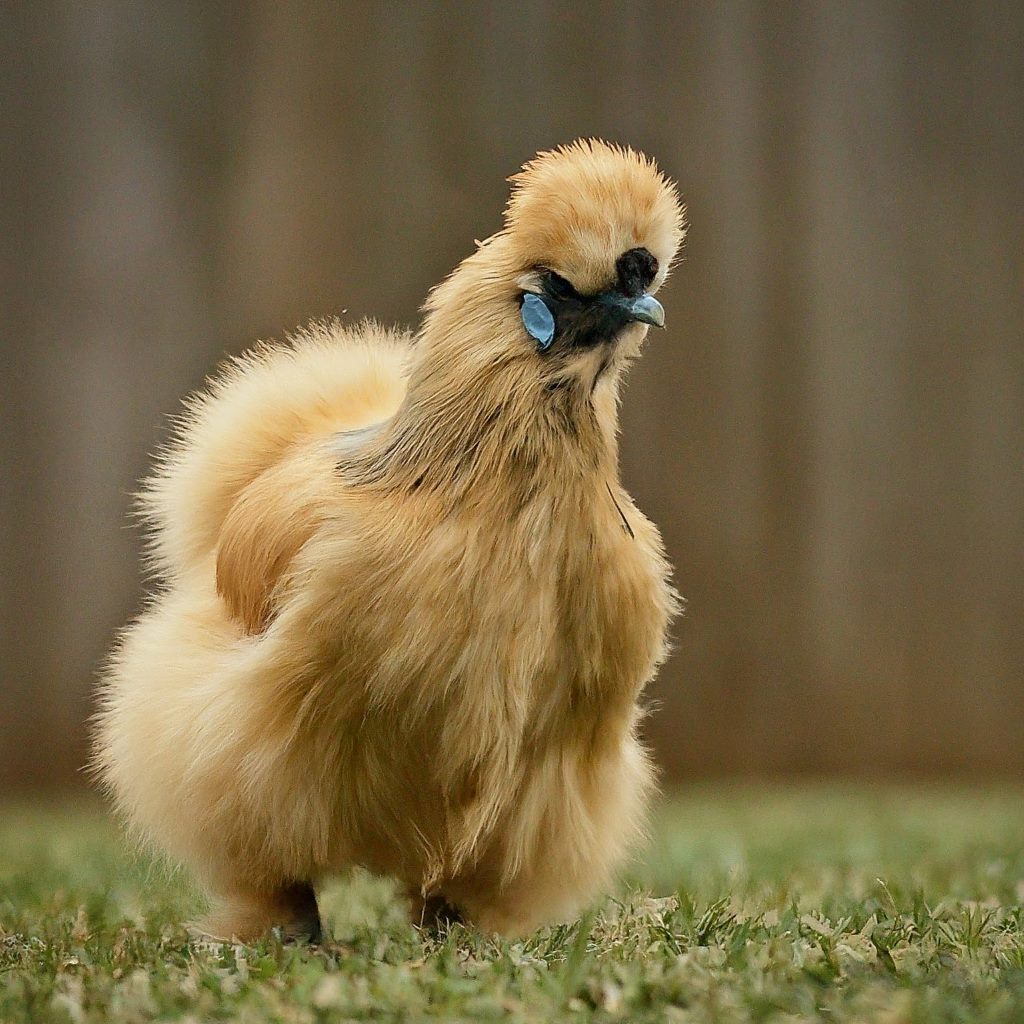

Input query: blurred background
[2,1,1022,793]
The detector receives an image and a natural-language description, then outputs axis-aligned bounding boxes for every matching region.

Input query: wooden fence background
[3,1,1022,789]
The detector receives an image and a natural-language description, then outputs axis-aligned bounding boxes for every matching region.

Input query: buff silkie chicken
[93,139,686,942]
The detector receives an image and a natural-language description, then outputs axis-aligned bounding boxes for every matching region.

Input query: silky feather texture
[93,139,686,939]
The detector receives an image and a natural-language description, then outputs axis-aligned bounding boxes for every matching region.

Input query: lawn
[2,785,1023,1022]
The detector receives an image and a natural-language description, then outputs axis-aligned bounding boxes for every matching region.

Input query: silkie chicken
[94,139,686,941]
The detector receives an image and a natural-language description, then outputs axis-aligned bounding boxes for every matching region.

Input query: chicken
[93,140,686,941]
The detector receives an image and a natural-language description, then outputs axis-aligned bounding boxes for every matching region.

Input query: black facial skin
[522,247,660,353]
[615,247,659,299]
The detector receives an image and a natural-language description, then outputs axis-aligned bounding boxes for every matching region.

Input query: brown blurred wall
[2,1,1023,790]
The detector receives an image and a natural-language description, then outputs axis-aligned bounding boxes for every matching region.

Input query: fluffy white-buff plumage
[94,140,686,940]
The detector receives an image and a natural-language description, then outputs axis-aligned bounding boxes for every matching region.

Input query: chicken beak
[598,291,666,330]
[627,293,665,329]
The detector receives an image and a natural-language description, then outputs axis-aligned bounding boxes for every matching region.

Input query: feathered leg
[406,887,464,932]
[196,881,323,943]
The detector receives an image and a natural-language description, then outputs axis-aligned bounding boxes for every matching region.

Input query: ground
[2,786,1023,1023]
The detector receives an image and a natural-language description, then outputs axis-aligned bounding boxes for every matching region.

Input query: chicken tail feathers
[138,318,411,583]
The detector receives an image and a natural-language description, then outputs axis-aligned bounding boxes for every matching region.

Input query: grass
[2,785,1023,1022]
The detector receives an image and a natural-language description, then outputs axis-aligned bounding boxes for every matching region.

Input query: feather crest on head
[503,139,686,295]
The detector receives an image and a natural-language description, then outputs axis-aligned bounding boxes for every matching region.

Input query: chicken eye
[542,270,579,302]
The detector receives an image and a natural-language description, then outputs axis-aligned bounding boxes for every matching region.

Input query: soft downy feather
[93,140,686,939]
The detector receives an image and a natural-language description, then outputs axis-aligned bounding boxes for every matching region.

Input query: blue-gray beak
[598,290,666,330]
[628,293,665,328]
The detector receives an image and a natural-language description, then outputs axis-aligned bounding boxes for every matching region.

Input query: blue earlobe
[521,294,555,351]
